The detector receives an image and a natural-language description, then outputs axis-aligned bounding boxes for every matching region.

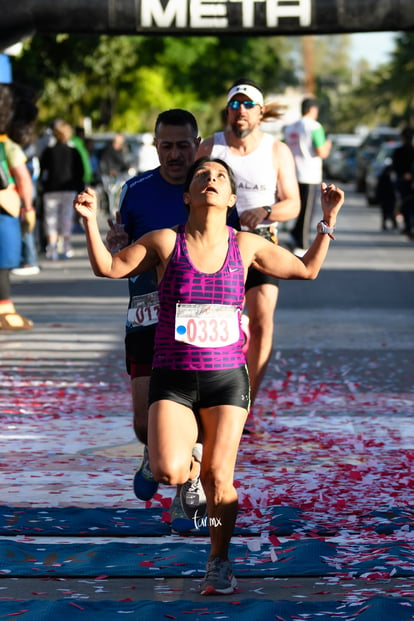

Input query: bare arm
[315,138,332,160]
[240,183,344,280]
[196,137,214,158]
[11,162,34,212]
[73,188,159,279]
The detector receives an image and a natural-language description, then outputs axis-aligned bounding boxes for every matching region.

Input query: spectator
[99,133,129,177]
[71,126,94,233]
[40,120,84,259]
[99,134,129,217]
[392,127,414,237]
[72,126,93,186]
[11,139,41,276]
[376,163,397,231]
[0,82,38,330]
[284,97,331,254]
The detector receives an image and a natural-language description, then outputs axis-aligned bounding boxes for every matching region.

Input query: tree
[11,34,297,135]
[386,32,414,124]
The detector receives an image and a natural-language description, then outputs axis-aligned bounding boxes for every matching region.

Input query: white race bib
[127,292,160,327]
[175,303,240,348]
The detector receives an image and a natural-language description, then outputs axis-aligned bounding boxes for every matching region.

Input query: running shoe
[11,265,40,276]
[170,494,195,533]
[133,445,159,500]
[200,557,237,595]
[180,443,207,520]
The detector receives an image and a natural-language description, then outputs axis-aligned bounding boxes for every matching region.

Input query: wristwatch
[317,220,335,235]
[261,205,272,218]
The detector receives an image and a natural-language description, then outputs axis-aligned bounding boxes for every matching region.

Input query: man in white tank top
[197,78,300,415]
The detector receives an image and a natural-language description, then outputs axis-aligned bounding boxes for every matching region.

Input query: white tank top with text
[211,131,277,228]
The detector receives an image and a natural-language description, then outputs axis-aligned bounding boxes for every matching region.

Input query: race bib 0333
[175,303,240,348]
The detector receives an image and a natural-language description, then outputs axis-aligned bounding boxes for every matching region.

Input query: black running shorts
[125,327,156,378]
[245,266,279,292]
[148,366,250,411]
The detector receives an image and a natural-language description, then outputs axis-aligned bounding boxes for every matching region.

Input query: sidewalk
[1,186,413,613]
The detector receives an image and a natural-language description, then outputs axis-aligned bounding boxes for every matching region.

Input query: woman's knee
[202,467,234,505]
[151,455,190,486]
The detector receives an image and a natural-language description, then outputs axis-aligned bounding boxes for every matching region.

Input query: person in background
[197,78,300,412]
[99,134,130,217]
[40,119,84,260]
[0,82,38,330]
[99,133,129,178]
[392,127,414,238]
[71,126,94,233]
[74,157,344,595]
[284,97,331,255]
[72,126,93,186]
[376,163,397,231]
[85,137,101,186]
[11,138,40,276]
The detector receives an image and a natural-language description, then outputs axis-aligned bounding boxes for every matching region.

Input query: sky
[349,31,398,67]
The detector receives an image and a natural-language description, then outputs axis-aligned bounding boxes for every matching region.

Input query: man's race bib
[127,291,160,327]
[175,303,240,348]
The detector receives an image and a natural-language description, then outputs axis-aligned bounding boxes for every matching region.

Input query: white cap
[227,84,264,107]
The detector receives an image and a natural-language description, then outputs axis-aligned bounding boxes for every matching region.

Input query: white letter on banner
[229,0,257,28]
[266,0,312,27]
[190,0,228,27]
[141,0,187,27]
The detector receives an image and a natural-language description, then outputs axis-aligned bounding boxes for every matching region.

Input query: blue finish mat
[0,506,171,536]
[1,505,413,536]
[0,505,262,536]
[0,597,412,621]
[2,538,414,578]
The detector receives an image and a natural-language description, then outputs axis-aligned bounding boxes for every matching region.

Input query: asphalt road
[6,182,414,353]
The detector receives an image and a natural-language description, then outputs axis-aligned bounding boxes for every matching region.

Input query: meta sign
[139,0,313,29]
[1,0,414,49]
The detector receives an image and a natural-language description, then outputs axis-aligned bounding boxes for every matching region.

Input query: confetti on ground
[0,348,413,612]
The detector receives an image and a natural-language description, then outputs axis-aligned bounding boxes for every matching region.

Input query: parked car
[355,126,400,192]
[365,140,400,205]
[324,133,362,182]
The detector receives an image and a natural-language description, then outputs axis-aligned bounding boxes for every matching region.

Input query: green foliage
[11,33,297,135]
[386,32,414,123]
[329,32,414,131]
[10,31,414,136]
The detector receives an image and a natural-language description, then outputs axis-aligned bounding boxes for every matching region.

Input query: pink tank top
[153,224,246,370]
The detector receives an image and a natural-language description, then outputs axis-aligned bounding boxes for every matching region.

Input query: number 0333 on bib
[174,303,241,348]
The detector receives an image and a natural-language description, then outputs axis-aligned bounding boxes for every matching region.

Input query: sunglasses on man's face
[228,100,258,110]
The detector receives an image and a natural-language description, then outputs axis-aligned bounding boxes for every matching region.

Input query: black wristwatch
[261,205,272,218]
